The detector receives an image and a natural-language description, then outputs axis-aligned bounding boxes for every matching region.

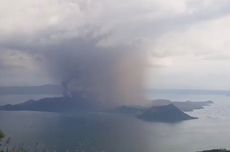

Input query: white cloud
[150,13,230,58]
[147,13,230,89]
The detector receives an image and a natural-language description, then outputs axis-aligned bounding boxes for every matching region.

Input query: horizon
[0,1,230,90]
[2,84,230,92]
[1,0,230,152]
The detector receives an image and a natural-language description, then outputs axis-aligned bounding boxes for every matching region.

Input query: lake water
[1,93,230,152]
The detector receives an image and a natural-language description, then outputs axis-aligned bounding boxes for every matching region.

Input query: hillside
[0,97,97,112]
[138,104,197,122]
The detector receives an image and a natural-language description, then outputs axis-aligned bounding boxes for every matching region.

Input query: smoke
[0,0,150,108]
[39,35,146,108]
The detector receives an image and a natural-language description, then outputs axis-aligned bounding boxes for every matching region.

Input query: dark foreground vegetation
[0,130,4,141]
[200,150,230,152]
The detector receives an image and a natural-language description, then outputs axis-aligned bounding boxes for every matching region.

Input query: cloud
[150,14,230,58]
[1,0,230,90]
[1,0,230,50]
[0,0,148,105]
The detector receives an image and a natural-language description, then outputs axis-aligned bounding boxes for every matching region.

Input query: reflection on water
[0,111,151,152]
[1,94,230,152]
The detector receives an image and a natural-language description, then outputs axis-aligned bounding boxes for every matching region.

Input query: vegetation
[0,130,4,141]
[0,130,27,152]
[200,150,230,152]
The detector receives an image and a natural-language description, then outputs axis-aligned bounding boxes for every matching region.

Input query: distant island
[111,99,213,122]
[114,99,213,113]
[173,100,213,112]
[1,85,229,96]
[0,84,62,95]
[150,99,213,112]
[0,97,98,112]
[150,89,230,96]
[0,96,213,123]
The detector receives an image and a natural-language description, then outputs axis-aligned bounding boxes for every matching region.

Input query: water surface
[1,93,230,152]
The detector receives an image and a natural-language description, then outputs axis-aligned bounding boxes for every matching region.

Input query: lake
[1,93,230,152]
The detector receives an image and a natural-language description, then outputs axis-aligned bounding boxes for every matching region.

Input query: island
[0,97,98,112]
[138,104,197,122]
[0,97,213,123]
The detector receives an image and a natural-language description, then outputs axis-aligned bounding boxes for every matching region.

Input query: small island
[138,104,197,122]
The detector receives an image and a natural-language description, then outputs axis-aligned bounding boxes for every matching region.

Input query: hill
[0,98,201,123]
[0,84,61,95]
[138,104,197,122]
[0,97,97,112]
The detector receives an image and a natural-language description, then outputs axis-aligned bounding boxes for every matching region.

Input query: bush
[0,130,4,141]
[200,149,230,152]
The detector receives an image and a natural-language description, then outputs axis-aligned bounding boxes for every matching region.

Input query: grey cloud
[1,0,230,91]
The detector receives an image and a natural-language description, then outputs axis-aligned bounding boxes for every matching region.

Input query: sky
[0,0,230,90]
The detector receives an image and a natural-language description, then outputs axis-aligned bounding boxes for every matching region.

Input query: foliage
[0,130,4,141]
[200,149,230,152]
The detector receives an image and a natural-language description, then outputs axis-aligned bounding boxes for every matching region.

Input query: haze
[2,1,230,152]
[0,0,230,91]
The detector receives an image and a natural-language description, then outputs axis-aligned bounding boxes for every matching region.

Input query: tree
[0,130,4,141]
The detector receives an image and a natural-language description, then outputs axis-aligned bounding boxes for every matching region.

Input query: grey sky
[0,0,230,90]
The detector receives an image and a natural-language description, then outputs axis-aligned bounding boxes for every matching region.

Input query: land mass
[150,99,213,112]
[0,84,61,95]
[0,97,213,123]
[0,97,98,112]
[138,104,197,122]
[114,99,213,114]
[173,100,213,112]
[150,89,230,96]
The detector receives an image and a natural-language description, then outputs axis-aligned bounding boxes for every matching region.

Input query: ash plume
[41,36,146,108]
[0,0,151,109]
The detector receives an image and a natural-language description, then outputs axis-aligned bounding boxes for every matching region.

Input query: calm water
[1,93,230,152]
